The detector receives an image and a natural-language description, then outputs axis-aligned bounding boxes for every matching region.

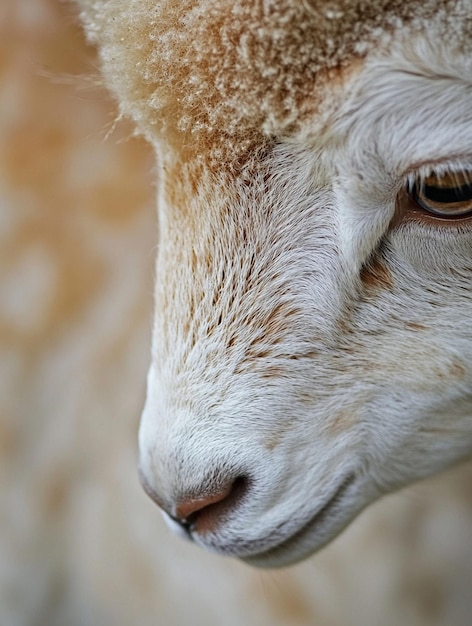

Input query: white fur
[139,29,472,567]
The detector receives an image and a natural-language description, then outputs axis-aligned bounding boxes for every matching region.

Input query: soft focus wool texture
[3,1,472,624]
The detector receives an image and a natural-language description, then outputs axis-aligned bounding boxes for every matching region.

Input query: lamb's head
[79,0,472,567]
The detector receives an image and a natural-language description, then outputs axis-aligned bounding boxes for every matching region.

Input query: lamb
[77,0,472,567]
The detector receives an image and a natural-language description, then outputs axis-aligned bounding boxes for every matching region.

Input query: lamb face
[78,0,472,567]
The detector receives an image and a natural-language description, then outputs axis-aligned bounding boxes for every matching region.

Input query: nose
[175,482,235,520]
[139,469,248,535]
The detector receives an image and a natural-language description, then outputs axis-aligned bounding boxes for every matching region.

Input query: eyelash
[405,160,472,194]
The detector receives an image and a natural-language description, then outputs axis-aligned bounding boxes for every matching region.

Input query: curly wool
[78,0,465,165]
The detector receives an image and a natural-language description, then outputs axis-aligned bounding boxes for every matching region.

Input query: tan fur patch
[433,360,468,381]
[360,255,394,291]
[326,409,358,436]
[406,322,428,331]
[449,361,467,379]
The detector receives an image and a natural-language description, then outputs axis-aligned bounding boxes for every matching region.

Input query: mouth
[242,473,357,568]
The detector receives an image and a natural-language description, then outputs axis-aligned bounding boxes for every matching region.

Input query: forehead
[80,0,451,166]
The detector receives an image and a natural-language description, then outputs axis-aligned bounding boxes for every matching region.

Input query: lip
[242,473,356,567]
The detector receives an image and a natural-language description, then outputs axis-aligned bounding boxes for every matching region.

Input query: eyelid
[404,158,472,193]
[393,191,472,230]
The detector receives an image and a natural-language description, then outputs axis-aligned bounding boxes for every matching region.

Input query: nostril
[139,464,249,536]
[176,475,248,533]
[175,481,234,520]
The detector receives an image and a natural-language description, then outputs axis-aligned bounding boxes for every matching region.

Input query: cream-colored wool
[78,0,466,165]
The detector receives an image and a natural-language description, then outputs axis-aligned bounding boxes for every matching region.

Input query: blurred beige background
[2,1,472,625]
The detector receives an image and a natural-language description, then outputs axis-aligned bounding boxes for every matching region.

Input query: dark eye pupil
[410,169,472,218]
[422,181,472,204]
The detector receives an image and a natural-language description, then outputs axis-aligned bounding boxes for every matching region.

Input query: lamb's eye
[411,170,472,218]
